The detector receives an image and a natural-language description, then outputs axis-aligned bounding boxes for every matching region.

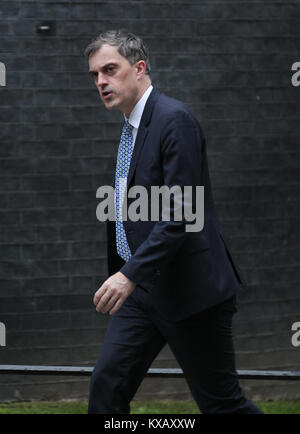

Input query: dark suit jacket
[106,87,245,321]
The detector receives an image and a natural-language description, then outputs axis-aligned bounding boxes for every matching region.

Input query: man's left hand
[93,272,136,315]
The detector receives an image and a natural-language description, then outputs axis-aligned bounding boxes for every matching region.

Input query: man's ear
[135,60,147,79]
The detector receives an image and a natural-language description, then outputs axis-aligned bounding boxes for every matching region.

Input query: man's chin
[102,98,118,111]
[104,103,114,110]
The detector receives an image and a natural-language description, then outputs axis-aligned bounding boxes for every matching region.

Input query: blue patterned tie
[115,121,134,261]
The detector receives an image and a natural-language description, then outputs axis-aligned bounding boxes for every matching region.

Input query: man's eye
[106,66,115,73]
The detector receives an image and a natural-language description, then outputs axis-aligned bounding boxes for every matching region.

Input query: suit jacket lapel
[127,87,160,189]
[127,123,148,189]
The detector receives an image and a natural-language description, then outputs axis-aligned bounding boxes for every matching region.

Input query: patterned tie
[115,121,134,261]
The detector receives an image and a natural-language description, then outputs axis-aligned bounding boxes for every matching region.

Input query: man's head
[84,30,152,117]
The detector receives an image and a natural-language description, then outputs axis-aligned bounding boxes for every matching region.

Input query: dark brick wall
[0,0,300,403]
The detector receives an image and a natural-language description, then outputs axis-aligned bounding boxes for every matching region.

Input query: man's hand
[93,271,136,315]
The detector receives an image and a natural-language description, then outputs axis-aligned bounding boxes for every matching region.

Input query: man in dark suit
[85,30,262,414]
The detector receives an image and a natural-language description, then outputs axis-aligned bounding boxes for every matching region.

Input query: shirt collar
[124,85,153,129]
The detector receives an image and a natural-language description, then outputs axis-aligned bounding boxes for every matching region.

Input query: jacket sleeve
[119,109,205,289]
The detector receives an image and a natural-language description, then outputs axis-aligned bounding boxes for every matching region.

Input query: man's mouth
[102,90,113,100]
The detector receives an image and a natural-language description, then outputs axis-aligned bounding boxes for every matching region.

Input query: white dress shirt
[116,85,153,219]
[124,84,153,147]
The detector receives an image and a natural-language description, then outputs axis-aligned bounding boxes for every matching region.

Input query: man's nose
[96,73,108,87]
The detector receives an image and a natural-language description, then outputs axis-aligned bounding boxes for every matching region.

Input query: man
[85,30,262,414]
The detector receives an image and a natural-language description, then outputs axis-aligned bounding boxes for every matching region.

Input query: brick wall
[0,0,300,403]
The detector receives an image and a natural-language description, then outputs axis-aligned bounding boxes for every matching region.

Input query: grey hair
[84,29,151,75]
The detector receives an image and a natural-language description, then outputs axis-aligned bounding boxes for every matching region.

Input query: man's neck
[124,79,152,118]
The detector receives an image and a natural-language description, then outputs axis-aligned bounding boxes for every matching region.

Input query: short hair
[84,29,151,75]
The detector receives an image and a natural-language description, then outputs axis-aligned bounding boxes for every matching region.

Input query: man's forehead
[89,44,123,67]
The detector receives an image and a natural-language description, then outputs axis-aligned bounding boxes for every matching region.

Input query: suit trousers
[88,285,262,414]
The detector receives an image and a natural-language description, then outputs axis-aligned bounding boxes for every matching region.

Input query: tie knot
[123,121,133,133]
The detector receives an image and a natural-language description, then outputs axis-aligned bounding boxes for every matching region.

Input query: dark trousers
[88,285,263,414]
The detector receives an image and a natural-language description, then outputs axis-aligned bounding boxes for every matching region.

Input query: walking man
[85,30,263,414]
